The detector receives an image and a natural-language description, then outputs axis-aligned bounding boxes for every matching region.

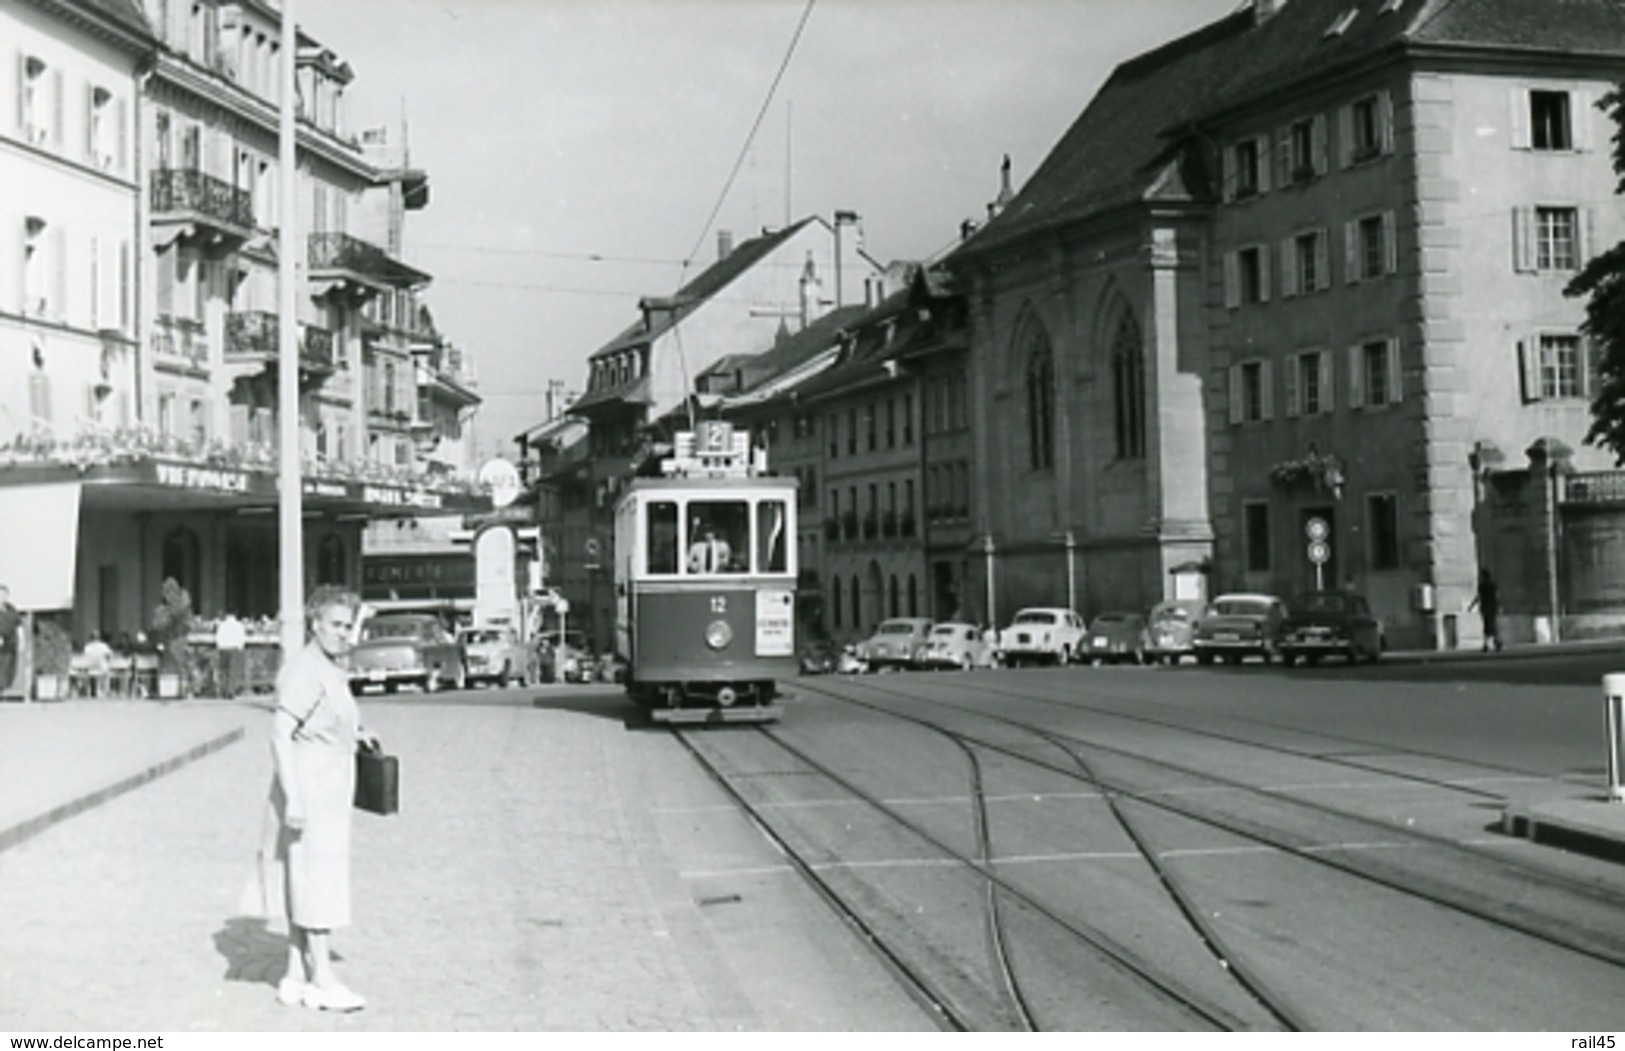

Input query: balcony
[150,169,254,253]
[224,310,336,385]
[308,233,430,302]
[152,316,209,373]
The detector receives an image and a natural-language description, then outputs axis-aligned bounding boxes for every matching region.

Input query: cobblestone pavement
[0,692,929,1032]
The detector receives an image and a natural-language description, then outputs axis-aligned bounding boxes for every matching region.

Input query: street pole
[1064,530,1076,613]
[277,0,304,654]
[982,534,996,629]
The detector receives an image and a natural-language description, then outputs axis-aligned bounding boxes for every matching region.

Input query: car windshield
[878,622,920,635]
[363,619,430,641]
[1294,593,1352,614]
[1092,613,1130,624]
[1013,611,1057,625]
[1212,599,1271,617]
[1152,605,1195,622]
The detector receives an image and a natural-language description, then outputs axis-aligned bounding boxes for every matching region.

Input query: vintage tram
[613,421,796,723]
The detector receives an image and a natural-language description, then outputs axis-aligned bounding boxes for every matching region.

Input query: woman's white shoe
[303,982,366,1012]
[275,977,306,1007]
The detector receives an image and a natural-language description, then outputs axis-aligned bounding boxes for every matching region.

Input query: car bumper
[1193,639,1267,654]
[349,667,427,688]
[1281,636,1353,655]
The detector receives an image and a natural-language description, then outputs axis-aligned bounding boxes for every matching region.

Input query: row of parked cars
[804,589,1385,674]
[344,612,626,693]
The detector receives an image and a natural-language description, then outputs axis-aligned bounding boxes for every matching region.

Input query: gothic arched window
[1111,312,1146,459]
[1022,321,1056,470]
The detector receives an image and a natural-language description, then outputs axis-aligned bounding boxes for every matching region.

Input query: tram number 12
[710,596,727,614]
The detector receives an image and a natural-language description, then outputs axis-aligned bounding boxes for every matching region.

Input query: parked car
[998,608,1086,666]
[596,652,628,684]
[558,644,595,684]
[350,613,465,693]
[799,638,840,676]
[857,618,935,670]
[918,622,995,670]
[1279,590,1385,666]
[1145,599,1208,665]
[1191,593,1288,665]
[457,624,532,688]
[835,645,869,675]
[1079,611,1150,665]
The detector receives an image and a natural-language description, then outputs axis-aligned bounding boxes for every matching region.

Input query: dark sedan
[1279,590,1385,666]
[350,613,465,693]
[1080,612,1150,665]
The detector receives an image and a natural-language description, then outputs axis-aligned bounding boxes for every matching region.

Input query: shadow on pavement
[212,916,289,989]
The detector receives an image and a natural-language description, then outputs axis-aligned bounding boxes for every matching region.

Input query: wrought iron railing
[225,311,335,373]
[308,232,394,280]
[153,316,208,368]
[151,169,254,229]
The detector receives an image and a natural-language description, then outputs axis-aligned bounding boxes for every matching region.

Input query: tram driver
[687,522,733,574]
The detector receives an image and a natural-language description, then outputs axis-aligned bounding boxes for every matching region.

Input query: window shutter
[118,240,130,332]
[1575,90,1594,151]
[1386,339,1402,403]
[1581,206,1596,265]
[1382,210,1398,275]
[1280,238,1298,298]
[1257,134,1273,193]
[1229,363,1244,424]
[1512,207,1536,272]
[14,52,26,134]
[88,235,100,328]
[1313,113,1330,174]
[1224,251,1240,308]
[83,83,96,163]
[1314,228,1330,292]
[28,371,52,432]
[84,383,100,427]
[115,98,127,174]
[1274,130,1290,188]
[1378,90,1394,154]
[1284,355,1300,418]
[1259,360,1275,420]
[156,246,174,315]
[1337,104,1354,168]
[1518,338,1542,402]
[1348,345,1367,408]
[1222,145,1236,202]
[1259,245,1272,303]
[1510,87,1531,149]
[1344,220,1360,284]
[48,225,65,322]
[50,68,62,148]
[1319,349,1335,411]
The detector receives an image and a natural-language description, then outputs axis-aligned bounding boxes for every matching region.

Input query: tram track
[675,720,1295,1031]
[790,673,1625,973]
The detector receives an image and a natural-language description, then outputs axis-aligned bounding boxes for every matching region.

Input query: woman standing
[267,586,373,1011]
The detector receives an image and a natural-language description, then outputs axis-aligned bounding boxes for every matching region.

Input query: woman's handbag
[354,738,398,816]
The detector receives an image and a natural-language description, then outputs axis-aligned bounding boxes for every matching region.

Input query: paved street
[0,690,929,1032]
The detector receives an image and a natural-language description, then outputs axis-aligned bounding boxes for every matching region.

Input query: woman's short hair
[305,585,360,627]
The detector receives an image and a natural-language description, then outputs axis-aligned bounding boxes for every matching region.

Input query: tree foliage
[1567,86,1625,463]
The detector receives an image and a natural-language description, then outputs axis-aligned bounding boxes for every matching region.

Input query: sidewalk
[0,692,929,1032]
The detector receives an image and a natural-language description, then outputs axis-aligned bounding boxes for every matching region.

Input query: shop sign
[303,478,350,499]
[362,485,444,509]
[153,461,251,494]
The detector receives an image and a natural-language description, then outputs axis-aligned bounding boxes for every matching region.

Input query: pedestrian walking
[215,612,247,698]
[260,585,376,1012]
[1469,567,1502,652]
[0,585,20,694]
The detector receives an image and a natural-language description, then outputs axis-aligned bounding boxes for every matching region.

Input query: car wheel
[423,670,438,693]
[498,663,511,689]
[452,663,466,690]
[383,682,398,695]
[1197,653,1213,666]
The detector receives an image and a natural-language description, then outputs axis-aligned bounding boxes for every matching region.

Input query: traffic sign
[1305,517,1329,542]
[1307,540,1330,565]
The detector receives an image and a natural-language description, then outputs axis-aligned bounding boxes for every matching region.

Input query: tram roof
[621,474,796,495]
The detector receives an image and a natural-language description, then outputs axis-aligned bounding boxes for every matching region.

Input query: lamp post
[276,0,304,654]
[981,533,997,629]
[1052,529,1077,612]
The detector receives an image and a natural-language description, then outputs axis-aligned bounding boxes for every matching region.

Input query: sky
[309,0,1243,459]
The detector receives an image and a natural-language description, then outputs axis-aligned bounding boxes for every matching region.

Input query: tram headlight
[705,620,733,650]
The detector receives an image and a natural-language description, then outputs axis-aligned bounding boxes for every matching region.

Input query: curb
[0,724,246,855]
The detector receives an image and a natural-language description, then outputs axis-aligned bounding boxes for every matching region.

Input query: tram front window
[757,499,788,574]
[647,501,679,574]
[687,500,748,574]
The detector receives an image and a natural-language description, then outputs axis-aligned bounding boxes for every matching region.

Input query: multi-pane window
[1346,212,1396,282]
[21,56,48,145]
[1537,207,1578,271]
[1288,350,1333,417]
[1350,95,1381,160]
[1287,119,1315,182]
[865,403,877,451]
[1244,501,1271,573]
[1349,339,1402,409]
[828,414,839,458]
[1022,322,1056,470]
[1530,90,1572,151]
[885,399,895,447]
[1367,493,1400,571]
[1239,246,1265,303]
[1228,359,1272,424]
[1234,138,1262,198]
[846,409,856,455]
[1283,229,1328,296]
[1537,334,1583,399]
[1359,216,1385,280]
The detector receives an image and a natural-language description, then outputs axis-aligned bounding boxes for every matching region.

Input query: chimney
[717,229,734,260]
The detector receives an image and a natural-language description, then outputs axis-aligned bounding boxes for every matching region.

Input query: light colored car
[350,613,465,693]
[1192,593,1288,665]
[457,625,532,688]
[998,608,1086,666]
[857,617,935,670]
[1146,599,1208,665]
[918,622,995,670]
[1080,612,1150,665]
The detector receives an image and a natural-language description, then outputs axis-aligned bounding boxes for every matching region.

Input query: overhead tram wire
[670,0,817,432]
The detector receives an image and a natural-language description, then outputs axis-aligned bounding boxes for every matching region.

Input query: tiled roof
[950,0,1625,262]
[589,219,817,361]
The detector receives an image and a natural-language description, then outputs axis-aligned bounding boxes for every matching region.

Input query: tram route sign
[1307,540,1330,565]
[1305,517,1329,542]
